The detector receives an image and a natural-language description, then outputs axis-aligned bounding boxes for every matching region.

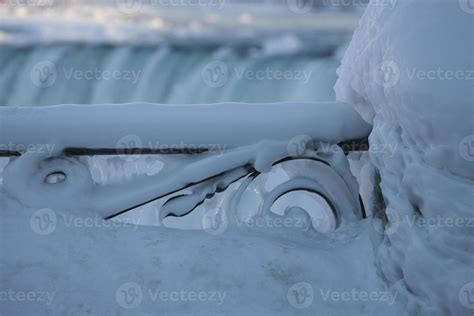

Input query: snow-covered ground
[0,0,473,315]
[1,191,403,315]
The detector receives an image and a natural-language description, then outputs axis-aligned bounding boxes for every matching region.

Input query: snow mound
[336,0,474,314]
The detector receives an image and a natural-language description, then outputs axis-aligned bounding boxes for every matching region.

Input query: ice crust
[335,1,474,314]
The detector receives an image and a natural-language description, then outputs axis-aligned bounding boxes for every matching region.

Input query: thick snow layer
[335,0,474,314]
[0,102,370,151]
[0,190,405,315]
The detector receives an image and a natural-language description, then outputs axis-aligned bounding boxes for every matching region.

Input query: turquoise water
[0,43,342,106]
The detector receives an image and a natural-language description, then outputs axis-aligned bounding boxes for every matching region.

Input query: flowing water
[0,42,345,106]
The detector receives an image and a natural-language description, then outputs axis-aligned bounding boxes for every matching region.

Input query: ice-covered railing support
[0,102,371,231]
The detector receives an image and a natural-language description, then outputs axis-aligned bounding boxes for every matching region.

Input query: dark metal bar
[0,138,370,157]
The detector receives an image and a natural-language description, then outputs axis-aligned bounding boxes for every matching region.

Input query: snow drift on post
[335,0,474,314]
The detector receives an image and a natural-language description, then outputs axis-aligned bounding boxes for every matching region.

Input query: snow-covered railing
[0,102,371,231]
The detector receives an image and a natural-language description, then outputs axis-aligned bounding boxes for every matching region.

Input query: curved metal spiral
[229,157,364,233]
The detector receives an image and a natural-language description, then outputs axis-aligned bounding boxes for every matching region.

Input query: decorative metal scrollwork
[0,103,370,232]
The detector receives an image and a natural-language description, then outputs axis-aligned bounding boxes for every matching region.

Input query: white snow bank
[335,0,474,314]
[0,190,404,315]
